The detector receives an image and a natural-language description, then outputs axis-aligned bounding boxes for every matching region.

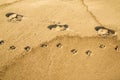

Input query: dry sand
[0,0,120,80]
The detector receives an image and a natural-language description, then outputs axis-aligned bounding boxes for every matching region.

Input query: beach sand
[0,0,120,80]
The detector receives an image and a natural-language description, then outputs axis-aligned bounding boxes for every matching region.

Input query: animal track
[5,12,23,22]
[85,50,92,56]
[56,43,63,48]
[9,46,16,50]
[99,44,106,49]
[24,46,31,52]
[70,49,78,54]
[95,26,116,36]
[40,43,48,48]
[0,40,4,45]
[48,23,69,31]
[115,46,119,52]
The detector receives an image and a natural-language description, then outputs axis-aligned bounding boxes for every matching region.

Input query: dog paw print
[5,12,23,22]
[47,23,69,31]
[115,46,119,52]
[99,44,106,49]
[70,49,78,54]
[40,43,48,48]
[85,50,92,56]
[0,40,4,45]
[9,46,16,50]
[24,46,31,52]
[95,26,116,37]
[56,43,63,48]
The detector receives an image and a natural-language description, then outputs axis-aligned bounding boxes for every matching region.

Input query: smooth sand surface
[0,0,120,80]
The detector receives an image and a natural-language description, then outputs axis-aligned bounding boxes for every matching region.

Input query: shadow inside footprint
[48,24,57,30]
[95,26,116,36]
[5,12,15,17]
[40,44,48,48]
[5,12,23,22]
[0,40,4,45]
[85,50,92,56]
[95,26,106,31]
[9,46,16,50]
[47,23,69,31]
[70,49,78,54]
[56,43,63,48]
[24,46,31,52]
[115,46,119,52]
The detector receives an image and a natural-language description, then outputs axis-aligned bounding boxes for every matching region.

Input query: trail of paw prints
[47,22,69,31]
[0,35,120,65]
[95,26,116,37]
[5,12,23,22]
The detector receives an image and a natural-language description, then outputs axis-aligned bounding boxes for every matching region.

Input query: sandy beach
[0,0,120,80]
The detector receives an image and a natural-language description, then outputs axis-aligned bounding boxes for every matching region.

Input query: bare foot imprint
[95,26,116,36]
[85,50,92,56]
[47,23,69,31]
[24,46,31,52]
[5,12,23,22]
[9,46,16,50]
[0,40,4,45]
[70,49,78,54]
[56,43,63,48]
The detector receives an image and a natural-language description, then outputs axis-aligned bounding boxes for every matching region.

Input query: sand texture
[0,0,120,80]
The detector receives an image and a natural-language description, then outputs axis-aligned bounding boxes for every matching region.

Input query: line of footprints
[1,12,119,56]
[0,40,31,52]
[0,38,119,56]
[40,42,119,56]
[0,40,114,56]
[5,12,117,36]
